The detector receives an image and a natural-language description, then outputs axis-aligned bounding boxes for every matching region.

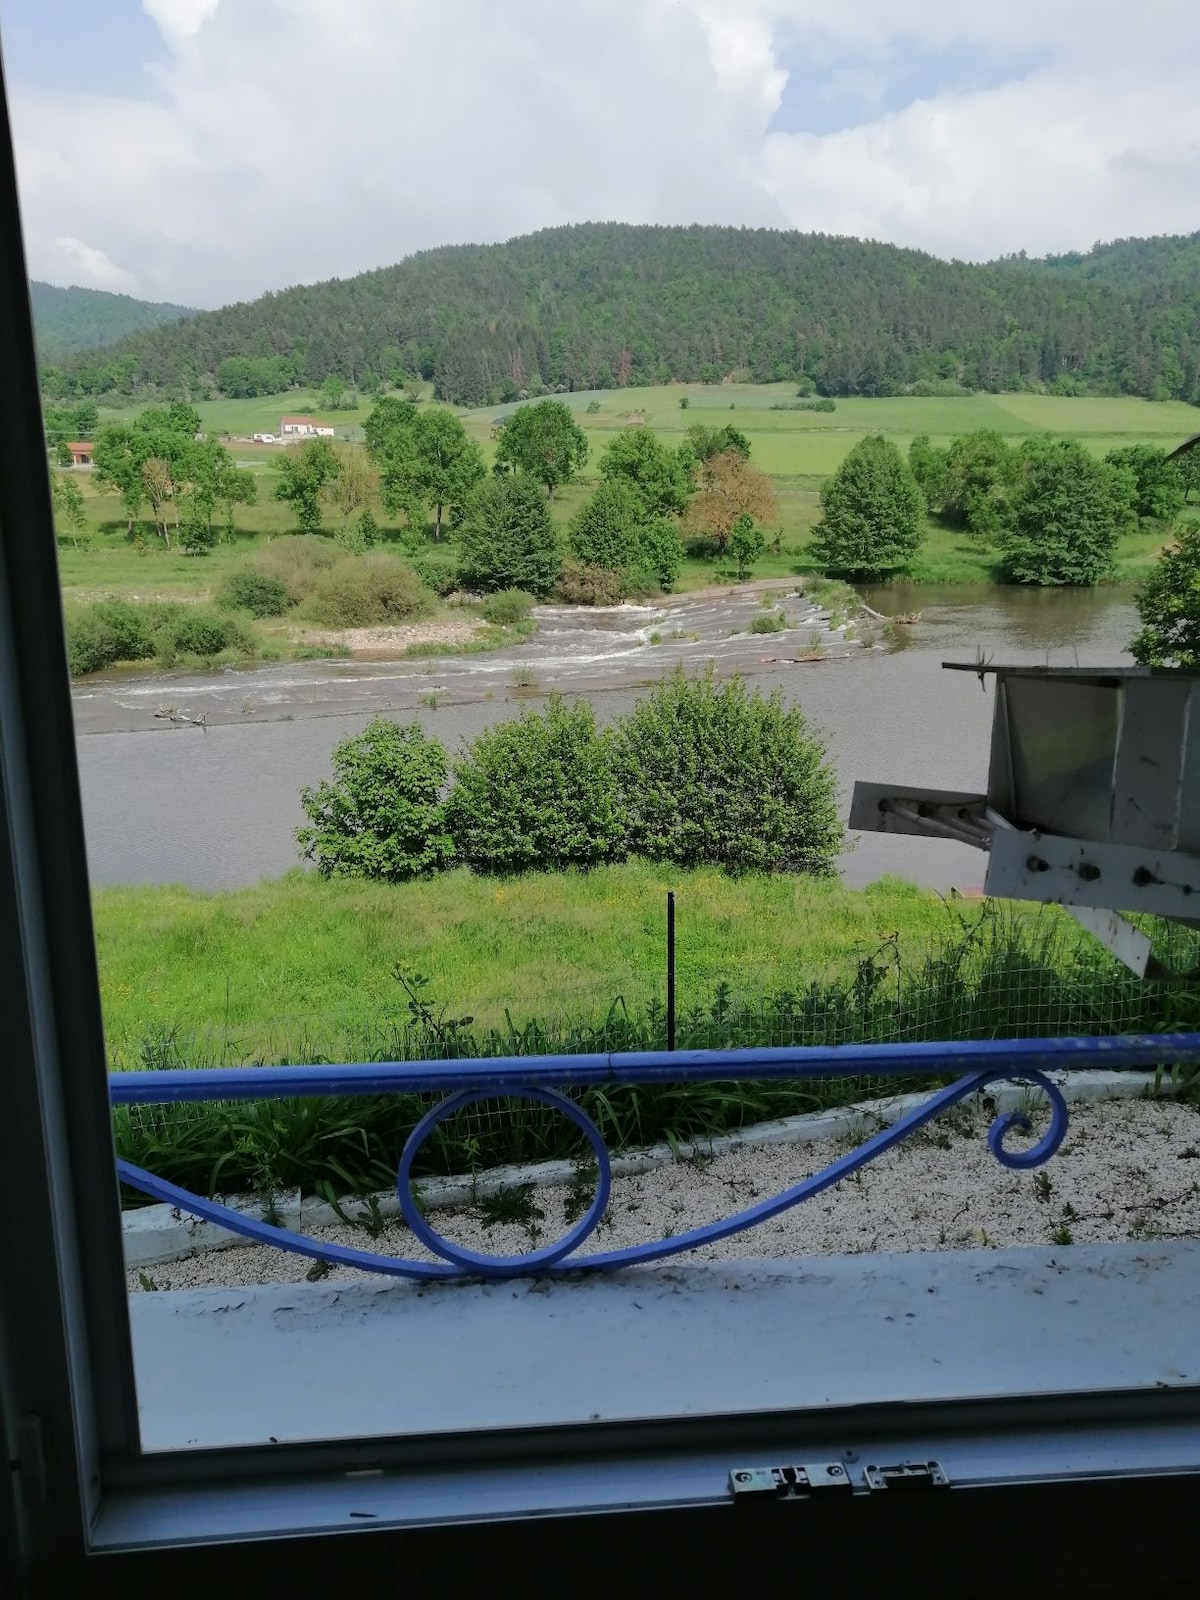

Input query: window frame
[3,47,1200,1600]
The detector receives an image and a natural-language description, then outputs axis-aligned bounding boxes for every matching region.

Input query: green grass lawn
[94,864,974,1059]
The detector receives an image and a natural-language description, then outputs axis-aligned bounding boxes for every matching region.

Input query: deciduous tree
[680,449,776,552]
[808,435,923,578]
[273,439,340,533]
[600,426,691,516]
[1104,445,1186,522]
[493,400,588,497]
[997,437,1125,586]
[1129,523,1200,666]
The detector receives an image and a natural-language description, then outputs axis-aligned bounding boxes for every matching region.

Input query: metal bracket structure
[729,1462,853,1501]
[848,783,1186,978]
[729,1459,947,1500]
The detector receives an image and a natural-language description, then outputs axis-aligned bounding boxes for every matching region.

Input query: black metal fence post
[666,890,676,1052]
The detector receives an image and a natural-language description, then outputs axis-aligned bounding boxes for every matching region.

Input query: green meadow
[94,864,997,1060]
[67,385,1197,607]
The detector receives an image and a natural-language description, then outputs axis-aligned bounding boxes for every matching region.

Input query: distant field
[63,385,1197,606]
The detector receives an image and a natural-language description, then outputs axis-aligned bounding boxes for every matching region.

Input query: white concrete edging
[122,1068,1178,1269]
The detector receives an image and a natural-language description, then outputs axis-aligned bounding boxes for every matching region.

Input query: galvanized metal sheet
[1002,678,1118,840]
[1111,678,1191,848]
[987,828,1200,919]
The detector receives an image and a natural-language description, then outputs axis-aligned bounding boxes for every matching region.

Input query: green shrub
[252,535,342,604]
[167,607,251,658]
[729,513,765,578]
[408,551,459,597]
[178,518,219,555]
[635,516,684,590]
[447,696,625,874]
[1130,523,1200,666]
[749,610,786,634]
[66,599,157,676]
[296,718,454,881]
[480,588,536,625]
[609,667,842,874]
[307,555,432,627]
[218,567,291,617]
[555,560,626,606]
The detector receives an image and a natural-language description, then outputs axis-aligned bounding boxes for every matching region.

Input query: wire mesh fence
[110,900,1200,1199]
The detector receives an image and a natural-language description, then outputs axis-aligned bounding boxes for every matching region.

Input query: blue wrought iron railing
[111,1034,1200,1280]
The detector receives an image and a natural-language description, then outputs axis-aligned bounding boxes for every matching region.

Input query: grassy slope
[60,388,1200,606]
[93,865,972,1057]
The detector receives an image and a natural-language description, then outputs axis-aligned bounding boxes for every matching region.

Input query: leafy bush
[307,555,432,627]
[65,600,157,675]
[457,474,562,596]
[768,397,836,412]
[178,518,219,555]
[1103,445,1185,523]
[1130,523,1200,666]
[218,567,291,617]
[447,696,625,874]
[296,718,454,881]
[555,560,626,606]
[252,535,342,604]
[480,588,536,625]
[168,607,251,658]
[609,667,842,874]
[408,550,459,597]
[729,513,765,578]
[749,609,786,634]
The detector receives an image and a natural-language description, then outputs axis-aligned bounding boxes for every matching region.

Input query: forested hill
[40,224,1200,406]
[30,281,195,363]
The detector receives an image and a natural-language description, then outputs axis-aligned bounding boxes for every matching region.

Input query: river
[73,582,1138,893]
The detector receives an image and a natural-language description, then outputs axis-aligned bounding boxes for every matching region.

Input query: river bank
[72,581,1138,894]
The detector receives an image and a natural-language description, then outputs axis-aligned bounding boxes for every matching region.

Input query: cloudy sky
[1,0,1197,310]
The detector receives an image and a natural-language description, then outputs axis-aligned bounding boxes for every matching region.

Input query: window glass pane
[6,0,1200,1459]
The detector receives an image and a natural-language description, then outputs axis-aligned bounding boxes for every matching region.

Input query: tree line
[38,223,1200,407]
[86,402,257,551]
[267,398,780,596]
[810,429,1199,586]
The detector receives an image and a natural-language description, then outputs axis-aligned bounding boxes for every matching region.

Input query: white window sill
[128,1240,1200,1453]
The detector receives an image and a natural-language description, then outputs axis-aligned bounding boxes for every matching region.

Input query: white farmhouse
[280,415,336,438]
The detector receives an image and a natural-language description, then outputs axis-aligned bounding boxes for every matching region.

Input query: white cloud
[49,235,141,295]
[7,1,1200,308]
[142,0,221,41]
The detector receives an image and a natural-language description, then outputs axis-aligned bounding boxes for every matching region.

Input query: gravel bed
[128,1096,1200,1293]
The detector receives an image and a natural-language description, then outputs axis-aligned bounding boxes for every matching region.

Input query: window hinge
[11,1414,47,1510]
[729,1462,852,1500]
[863,1460,949,1492]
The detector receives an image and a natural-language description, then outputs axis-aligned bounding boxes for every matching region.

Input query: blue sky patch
[770,38,1048,137]
[0,1,166,99]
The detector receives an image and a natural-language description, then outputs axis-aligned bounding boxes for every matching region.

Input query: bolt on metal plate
[729,1462,851,1500]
